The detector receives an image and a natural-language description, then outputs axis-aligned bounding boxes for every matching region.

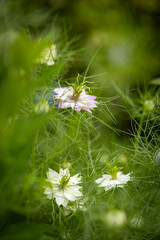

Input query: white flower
[34,100,50,113]
[64,198,87,216]
[44,168,82,207]
[144,99,155,111]
[104,210,127,228]
[130,215,144,228]
[38,44,57,66]
[54,86,97,113]
[96,171,130,191]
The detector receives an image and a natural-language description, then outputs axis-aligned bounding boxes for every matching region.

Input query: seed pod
[154,149,160,164]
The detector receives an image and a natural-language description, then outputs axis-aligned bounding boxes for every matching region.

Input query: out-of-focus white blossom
[64,198,87,216]
[37,44,57,66]
[104,210,127,228]
[144,99,155,111]
[130,215,144,228]
[63,162,72,169]
[117,154,128,164]
[35,100,50,113]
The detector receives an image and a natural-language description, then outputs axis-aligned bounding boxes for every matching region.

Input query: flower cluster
[34,84,97,114]
[44,167,131,209]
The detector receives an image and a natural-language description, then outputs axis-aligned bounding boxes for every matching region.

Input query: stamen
[59,174,70,189]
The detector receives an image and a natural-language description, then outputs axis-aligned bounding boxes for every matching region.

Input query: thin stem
[134,113,145,155]
[32,130,38,174]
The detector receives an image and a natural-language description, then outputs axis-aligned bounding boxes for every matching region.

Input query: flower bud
[35,101,50,113]
[154,149,160,164]
[63,162,72,169]
[144,100,155,111]
[130,215,143,228]
[104,210,127,229]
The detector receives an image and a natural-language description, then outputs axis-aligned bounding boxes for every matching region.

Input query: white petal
[96,175,111,186]
[44,187,52,194]
[47,60,55,66]
[62,198,69,207]
[102,174,112,179]
[47,168,59,178]
[54,190,67,206]
[105,185,114,191]
[45,194,53,199]
[54,87,74,101]
[55,196,66,206]
[117,184,125,188]
[58,101,75,109]
[70,185,82,196]
[54,88,69,95]
[117,172,130,184]
[117,171,123,177]
[59,168,70,181]
[62,168,70,176]
[69,174,82,185]
[65,185,82,198]
[47,168,59,184]
[95,177,104,184]
[44,187,54,199]
[99,179,111,187]
[64,188,76,201]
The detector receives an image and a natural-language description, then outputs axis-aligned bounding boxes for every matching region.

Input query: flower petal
[47,168,59,184]
[58,101,75,109]
[64,188,76,201]
[44,187,54,199]
[54,190,68,206]
[69,174,82,185]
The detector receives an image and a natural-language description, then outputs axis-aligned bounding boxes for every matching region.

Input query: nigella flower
[37,44,57,66]
[104,210,127,228]
[130,215,144,229]
[96,168,130,191]
[35,100,50,113]
[64,197,88,216]
[154,149,160,164]
[34,90,57,113]
[44,168,82,207]
[54,86,97,113]
[143,99,155,111]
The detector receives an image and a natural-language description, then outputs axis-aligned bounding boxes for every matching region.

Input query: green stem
[134,113,145,155]
[32,130,38,174]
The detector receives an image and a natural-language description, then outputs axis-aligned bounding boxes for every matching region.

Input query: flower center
[72,85,84,100]
[59,174,70,189]
[66,73,90,101]
[72,92,80,101]
[109,166,118,180]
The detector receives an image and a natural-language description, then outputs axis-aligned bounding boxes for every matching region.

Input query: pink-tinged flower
[54,87,97,113]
